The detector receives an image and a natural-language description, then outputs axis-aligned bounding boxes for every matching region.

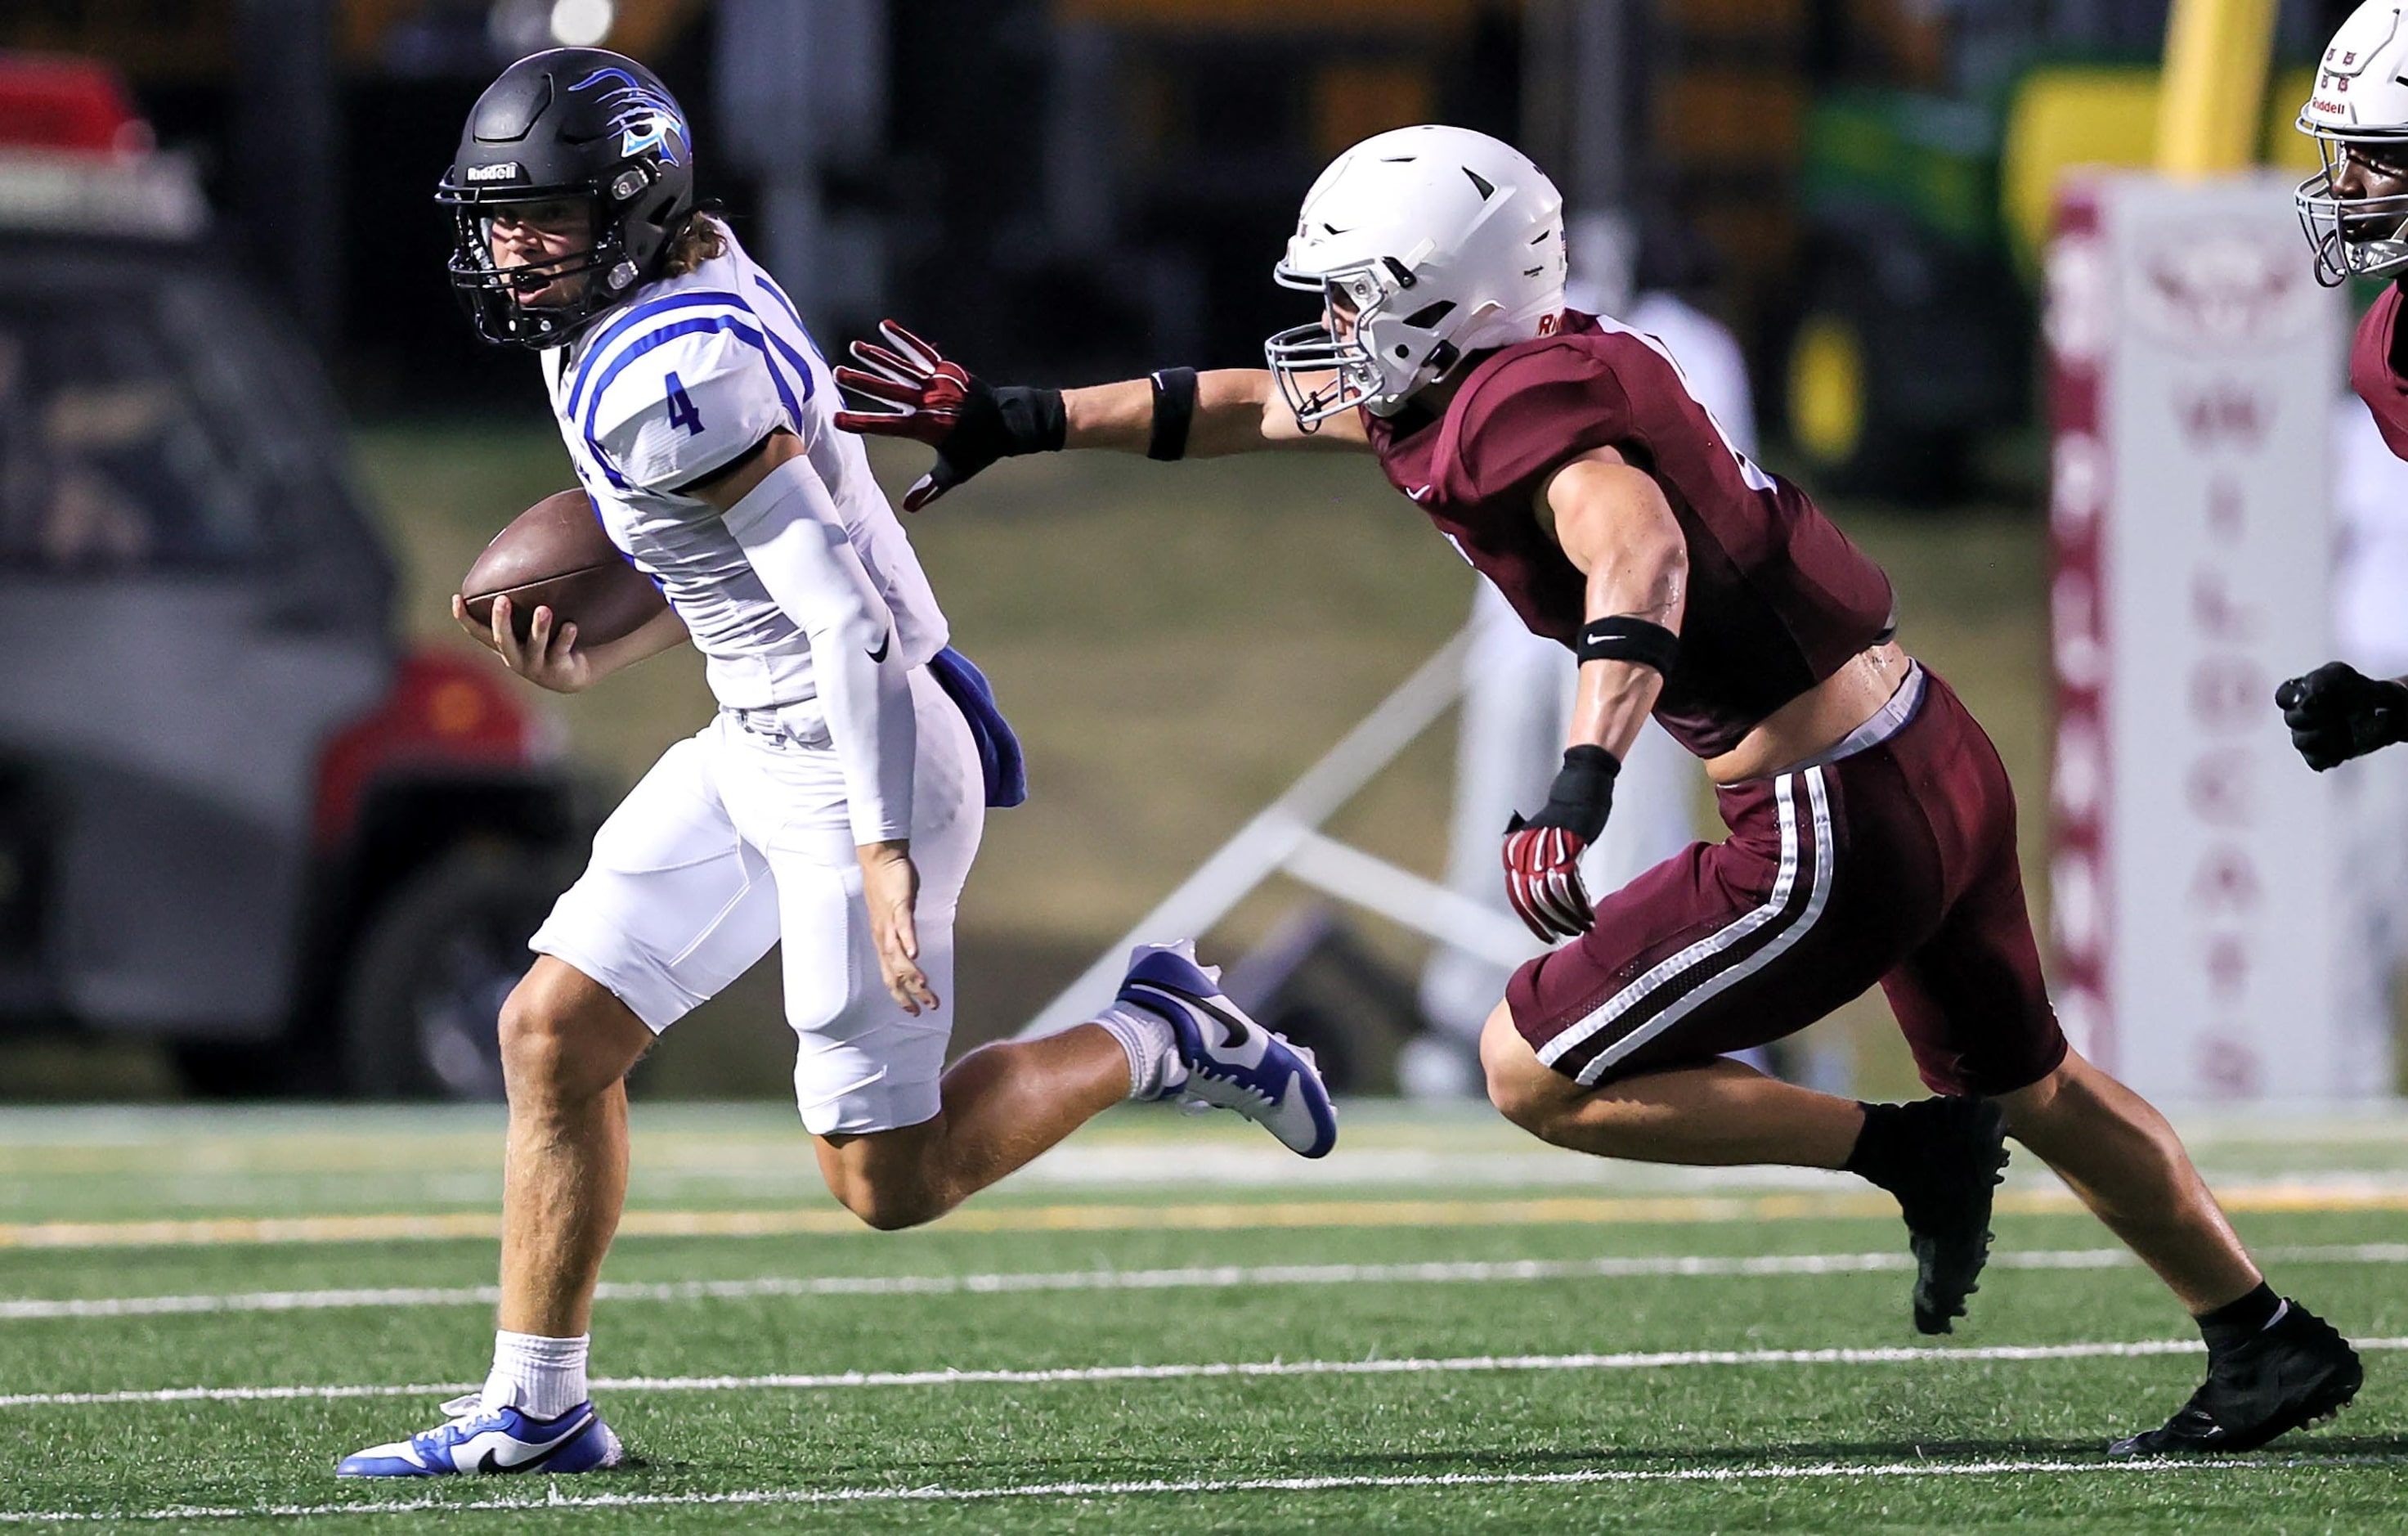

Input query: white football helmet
[1266,124,1567,424]
[2298,1,2408,285]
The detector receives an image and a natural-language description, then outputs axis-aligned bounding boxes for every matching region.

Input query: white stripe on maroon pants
[1536,767,1836,1085]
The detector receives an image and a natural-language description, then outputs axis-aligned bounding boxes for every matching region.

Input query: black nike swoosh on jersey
[1153,981,1254,1053]
[867,631,890,662]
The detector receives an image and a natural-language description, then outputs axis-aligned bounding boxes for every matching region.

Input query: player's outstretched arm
[1056,368,1369,457]
[1500,447,1689,941]
[833,321,1363,510]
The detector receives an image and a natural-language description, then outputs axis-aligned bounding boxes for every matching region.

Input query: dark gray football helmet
[437,48,696,347]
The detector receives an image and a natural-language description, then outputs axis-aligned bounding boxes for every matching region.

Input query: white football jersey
[540,229,946,712]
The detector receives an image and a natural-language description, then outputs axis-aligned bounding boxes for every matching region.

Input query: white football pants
[531,666,984,1134]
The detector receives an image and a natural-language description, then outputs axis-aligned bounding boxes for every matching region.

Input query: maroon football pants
[1505,668,2068,1097]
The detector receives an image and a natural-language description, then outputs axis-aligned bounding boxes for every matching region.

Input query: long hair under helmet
[1265,124,1568,425]
[436,48,696,347]
[2298,1,2408,285]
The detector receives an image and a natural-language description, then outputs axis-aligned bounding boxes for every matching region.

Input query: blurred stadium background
[0,0,2385,1109]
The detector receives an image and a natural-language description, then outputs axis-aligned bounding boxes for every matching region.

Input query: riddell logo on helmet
[464,162,523,182]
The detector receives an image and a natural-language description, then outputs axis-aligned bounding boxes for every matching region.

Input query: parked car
[0,55,579,1098]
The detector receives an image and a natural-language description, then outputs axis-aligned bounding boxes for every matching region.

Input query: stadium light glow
[549,0,614,48]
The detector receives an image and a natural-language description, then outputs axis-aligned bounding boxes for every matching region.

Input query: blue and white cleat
[335,1395,623,1478]
[1118,940,1339,1158]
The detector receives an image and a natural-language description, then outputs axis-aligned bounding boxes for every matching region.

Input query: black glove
[1501,746,1620,942]
[2275,661,2408,770]
[832,320,1065,510]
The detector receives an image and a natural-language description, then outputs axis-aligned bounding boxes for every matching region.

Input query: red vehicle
[0,56,581,1097]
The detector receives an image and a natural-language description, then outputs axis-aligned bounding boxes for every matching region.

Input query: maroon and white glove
[1500,745,1620,942]
[832,320,1064,511]
[1503,820,1594,941]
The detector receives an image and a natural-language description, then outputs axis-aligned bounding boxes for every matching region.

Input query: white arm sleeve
[723,457,915,844]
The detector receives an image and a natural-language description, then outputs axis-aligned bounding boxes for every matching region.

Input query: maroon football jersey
[1363,310,1896,758]
[2351,281,2408,460]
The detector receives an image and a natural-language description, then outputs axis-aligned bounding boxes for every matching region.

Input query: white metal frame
[1017,628,1541,1040]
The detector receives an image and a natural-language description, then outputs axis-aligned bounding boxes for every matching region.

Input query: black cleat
[2108,1301,2363,1456]
[1863,1095,2011,1335]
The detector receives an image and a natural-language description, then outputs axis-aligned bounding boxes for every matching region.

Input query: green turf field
[2,1104,2404,1532]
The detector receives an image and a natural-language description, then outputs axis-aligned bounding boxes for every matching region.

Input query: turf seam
[7,1242,2406,1323]
[6,1336,2406,1410]
[4,1453,2406,1523]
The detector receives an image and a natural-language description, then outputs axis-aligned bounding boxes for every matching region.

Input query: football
[460,489,666,648]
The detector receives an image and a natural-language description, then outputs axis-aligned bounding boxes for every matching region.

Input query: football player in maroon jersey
[840,125,2361,1454]
[2284,0,2408,768]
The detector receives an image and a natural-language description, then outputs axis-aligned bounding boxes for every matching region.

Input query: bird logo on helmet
[1264,124,1568,427]
[436,48,698,348]
[570,66,688,168]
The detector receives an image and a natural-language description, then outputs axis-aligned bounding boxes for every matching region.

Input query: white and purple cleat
[336,1395,622,1478]
[1117,941,1339,1158]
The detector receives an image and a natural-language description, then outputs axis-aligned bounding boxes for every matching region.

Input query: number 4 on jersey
[663,371,705,437]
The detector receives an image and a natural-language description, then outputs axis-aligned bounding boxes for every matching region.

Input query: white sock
[482,1330,590,1419]
[1093,1003,1185,1099]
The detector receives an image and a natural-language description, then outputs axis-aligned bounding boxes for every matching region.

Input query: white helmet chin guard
[2298,1,2408,285]
[1266,124,1568,424]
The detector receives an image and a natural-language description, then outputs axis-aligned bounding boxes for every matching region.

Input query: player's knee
[1995,1048,2090,1128]
[496,972,628,1105]
[845,1191,943,1233]
[827,1169,946,1232]
[497,960,654,1108]
[819,1125,953,1231]
[496,981,574,1094]
[1480,1002,1560,1134]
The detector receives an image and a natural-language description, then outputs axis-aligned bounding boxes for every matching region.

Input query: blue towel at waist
[927,646,1027,810]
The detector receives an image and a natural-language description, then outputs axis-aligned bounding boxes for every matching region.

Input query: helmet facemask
[2297,128,2408,286]
[442,174,660,348]
[1265,256,1466,426]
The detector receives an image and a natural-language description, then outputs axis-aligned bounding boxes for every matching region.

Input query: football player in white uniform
[337,49,1334,1480]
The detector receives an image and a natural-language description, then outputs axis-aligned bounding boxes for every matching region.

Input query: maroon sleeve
[2350,284,2408,462]
[1442,342,1636,505]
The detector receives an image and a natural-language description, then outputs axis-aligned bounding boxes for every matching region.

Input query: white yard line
[6,1336,2406,1410]
[2,1453,2404,1524]
[6,1242,2404,1323]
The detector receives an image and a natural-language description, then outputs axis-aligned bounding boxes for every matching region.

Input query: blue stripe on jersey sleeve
[749,274,828,366]
[566,290,752,421]
[580,314,799,491]
[757,326,818,406]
